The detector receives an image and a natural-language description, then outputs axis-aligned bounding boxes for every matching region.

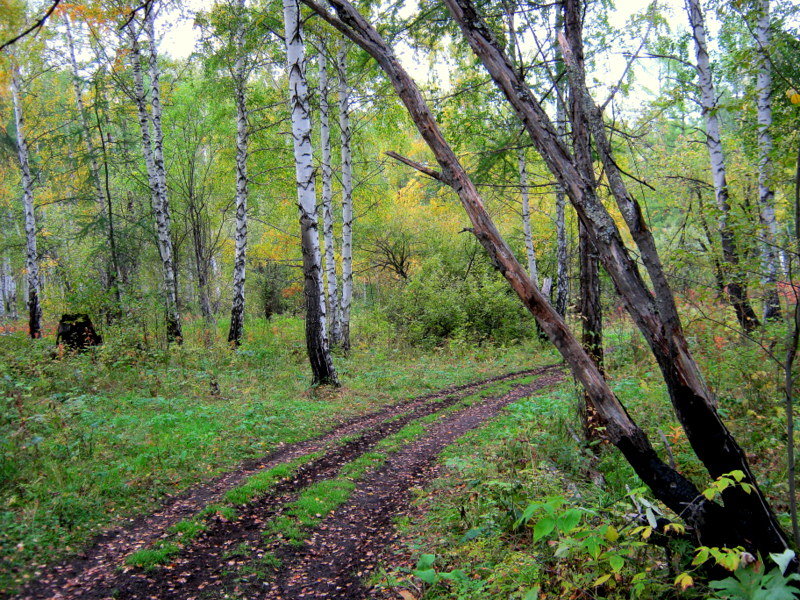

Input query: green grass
[0,315,554,593]
[125,544,181,571]
[125,452,321,569]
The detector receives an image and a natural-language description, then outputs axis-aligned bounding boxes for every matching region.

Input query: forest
[1,0,800,598]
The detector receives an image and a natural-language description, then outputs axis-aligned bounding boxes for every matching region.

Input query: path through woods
[17,365,562,600]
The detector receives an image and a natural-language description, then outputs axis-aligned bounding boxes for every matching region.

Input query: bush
[385,258,533,347]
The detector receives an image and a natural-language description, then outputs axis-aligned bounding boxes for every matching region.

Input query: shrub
[385,258,533,347]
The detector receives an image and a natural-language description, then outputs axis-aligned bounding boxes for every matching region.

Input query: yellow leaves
[593,573,612,587]
[787,89,800,105]
[674,572,694,590]
[604,525,619,542]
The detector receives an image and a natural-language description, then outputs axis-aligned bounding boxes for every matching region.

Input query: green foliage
[253,260,294,320]
[386,257,534,348]
[703,550,800,600]
[0,318,545,593]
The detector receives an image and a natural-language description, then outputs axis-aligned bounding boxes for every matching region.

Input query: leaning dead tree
[304,0,792,559]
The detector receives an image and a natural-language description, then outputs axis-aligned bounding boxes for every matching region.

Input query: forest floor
[14,365,562,600]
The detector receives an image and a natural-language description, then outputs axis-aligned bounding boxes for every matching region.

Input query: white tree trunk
[318,48,342,345]
[284,0,338,385]
[228,0,250,346]
[686,0,759,330]
[0,256,17,320]
[554,7,569,317]
[518,149,539,285]
[11,63,42,338]
[337,43,353,352]
[755,0,781,320]
[129,21,182,342]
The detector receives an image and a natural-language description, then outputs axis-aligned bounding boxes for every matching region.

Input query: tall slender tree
[754,0,781,321]
[318,46,342,344]
[284,0,338,385]
[63,12,122,308]
[554,7,569,317]
[10,59,42,339]
[127,12,182,342]
[686,0,760,331]
[337,42,353,352]
[228,0,250,346]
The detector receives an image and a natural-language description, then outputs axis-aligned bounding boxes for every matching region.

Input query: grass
[260,375,538,552]
[0,314,554,593]
[126,452,321,569]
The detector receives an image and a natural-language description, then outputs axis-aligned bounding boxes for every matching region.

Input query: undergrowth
[0,314,555,594]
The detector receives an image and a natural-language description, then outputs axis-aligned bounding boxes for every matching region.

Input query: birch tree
[554,9,569,317]
[318,46,342,344]
[228,0,250,346]
[127,13,182,343]
[754,0,781,321]
[686,0,760,331]
[517,151,539,283]
[337,43,353,352]
[0,257,16,320]
[284,0,338,385]
[10,60,42,339]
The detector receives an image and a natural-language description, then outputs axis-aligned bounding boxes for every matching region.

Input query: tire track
[16,367,556,600]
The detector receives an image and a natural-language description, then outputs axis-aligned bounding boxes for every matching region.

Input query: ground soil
[14,365,561,600]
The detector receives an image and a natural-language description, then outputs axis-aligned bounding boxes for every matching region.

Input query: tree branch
[385,151,450,184]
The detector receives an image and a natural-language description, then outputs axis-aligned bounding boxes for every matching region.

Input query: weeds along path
[266,367,563,599]
[15,366,558,600]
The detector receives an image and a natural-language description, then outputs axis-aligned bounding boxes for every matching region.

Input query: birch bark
[318,48,342,344]
[554,8,569,317]
[337,44,353,352]
[284,0,338,385]
[755,0,781,320]
[1,257,17,319]
[10,62,42,339]
[129,20,182,342]
[686,0,760,331]
[517,151,539,284]
[228,0,250,346]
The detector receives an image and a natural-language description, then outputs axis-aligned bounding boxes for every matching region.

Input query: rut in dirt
[15,367,555,600]
[267,366,563,600]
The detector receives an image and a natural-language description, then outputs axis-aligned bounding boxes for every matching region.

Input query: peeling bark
[10,61,42,339]
[337,43,353,352]
[228,0,250,346]
[284,0,338,385]
[685,0,760,331]
[318,48,342,345]
[129,18,182,342]
[755,0,781,321]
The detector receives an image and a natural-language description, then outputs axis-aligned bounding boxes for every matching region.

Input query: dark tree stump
[56,314,103,350]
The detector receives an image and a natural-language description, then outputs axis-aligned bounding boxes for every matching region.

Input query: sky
[157,0,689,108]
